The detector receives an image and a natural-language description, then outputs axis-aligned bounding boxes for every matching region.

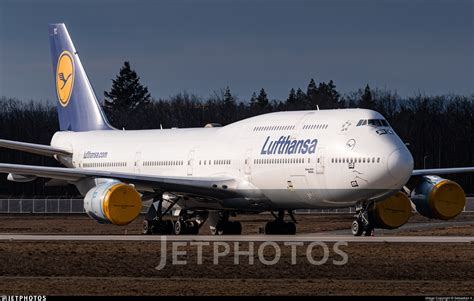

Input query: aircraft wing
[0,163,240,199]
[0,139,72,157]
[412,167,474,176]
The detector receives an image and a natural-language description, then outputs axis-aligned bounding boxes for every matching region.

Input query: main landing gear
[142,194,207,235]
[209,211,242,235]
[173,210,208,235]
[265,210,297,235]
[351,201,375,236]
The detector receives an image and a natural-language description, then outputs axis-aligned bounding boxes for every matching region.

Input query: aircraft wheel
[212,221,241,235]
[351,220,364,236]
[142,219,152,235]
[163,220,174,235]
[265,221,276,234]
[229,221,242,235]
[173,220,186,235]
[214,221,225,235]
[286,222,296,235]
[187,221,200,235]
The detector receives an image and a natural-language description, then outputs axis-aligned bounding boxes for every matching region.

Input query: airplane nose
[387,148,414,183]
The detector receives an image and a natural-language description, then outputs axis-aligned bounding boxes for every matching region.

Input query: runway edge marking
[0,234,473,243]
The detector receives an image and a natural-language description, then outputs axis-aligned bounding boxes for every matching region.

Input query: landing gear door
[316,147,325,174]
[187,150,195,176]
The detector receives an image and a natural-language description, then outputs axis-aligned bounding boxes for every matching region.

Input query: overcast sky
[0,0,473,103]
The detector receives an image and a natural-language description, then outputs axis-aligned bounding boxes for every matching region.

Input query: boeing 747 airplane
[0,24,473,236]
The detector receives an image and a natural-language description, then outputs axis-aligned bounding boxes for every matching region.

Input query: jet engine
[411,175,465,220]
[370,191,412,229]
[84,181,142,225]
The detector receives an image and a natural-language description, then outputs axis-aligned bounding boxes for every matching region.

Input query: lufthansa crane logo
[56,51,74,107]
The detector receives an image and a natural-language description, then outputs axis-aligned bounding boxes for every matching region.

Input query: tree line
[0,61,472,196]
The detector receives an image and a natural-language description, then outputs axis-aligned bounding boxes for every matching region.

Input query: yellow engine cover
[102,183,142,225]
[429,180,465,220]
[374,191,412,229]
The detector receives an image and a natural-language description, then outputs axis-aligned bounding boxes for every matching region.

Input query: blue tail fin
[48,23,113,131]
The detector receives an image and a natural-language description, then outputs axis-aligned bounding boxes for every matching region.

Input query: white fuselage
[51,109,414,210]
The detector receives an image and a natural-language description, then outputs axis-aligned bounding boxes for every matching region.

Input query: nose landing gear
[351,202,374,236]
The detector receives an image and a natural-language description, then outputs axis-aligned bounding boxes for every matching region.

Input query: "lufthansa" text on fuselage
[260,136,317,155]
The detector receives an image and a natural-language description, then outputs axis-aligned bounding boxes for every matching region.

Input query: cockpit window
[368,119,381,126]
[356,119,389,127]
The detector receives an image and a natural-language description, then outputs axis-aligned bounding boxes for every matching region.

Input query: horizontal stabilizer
[0,139,72,157]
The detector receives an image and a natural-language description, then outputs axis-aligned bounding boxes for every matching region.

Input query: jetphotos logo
[260,136,317,155]
[155,238,348,270]
[1,296,46,301]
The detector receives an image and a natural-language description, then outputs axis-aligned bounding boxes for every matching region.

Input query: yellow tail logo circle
[56,51,74,107]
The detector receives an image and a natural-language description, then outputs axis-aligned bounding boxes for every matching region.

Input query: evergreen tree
[249,92,257,108]
[103,61,151,129]
[220,86,237,124]
[307,78,318,99]
[296,88,307,105]
[223,86,235,106]
[287,88,297,104]
[256,88,269,108]
[287,88,307,110]
[316,80,342,109]
[359,84,376,109]
[306,78,321,109]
